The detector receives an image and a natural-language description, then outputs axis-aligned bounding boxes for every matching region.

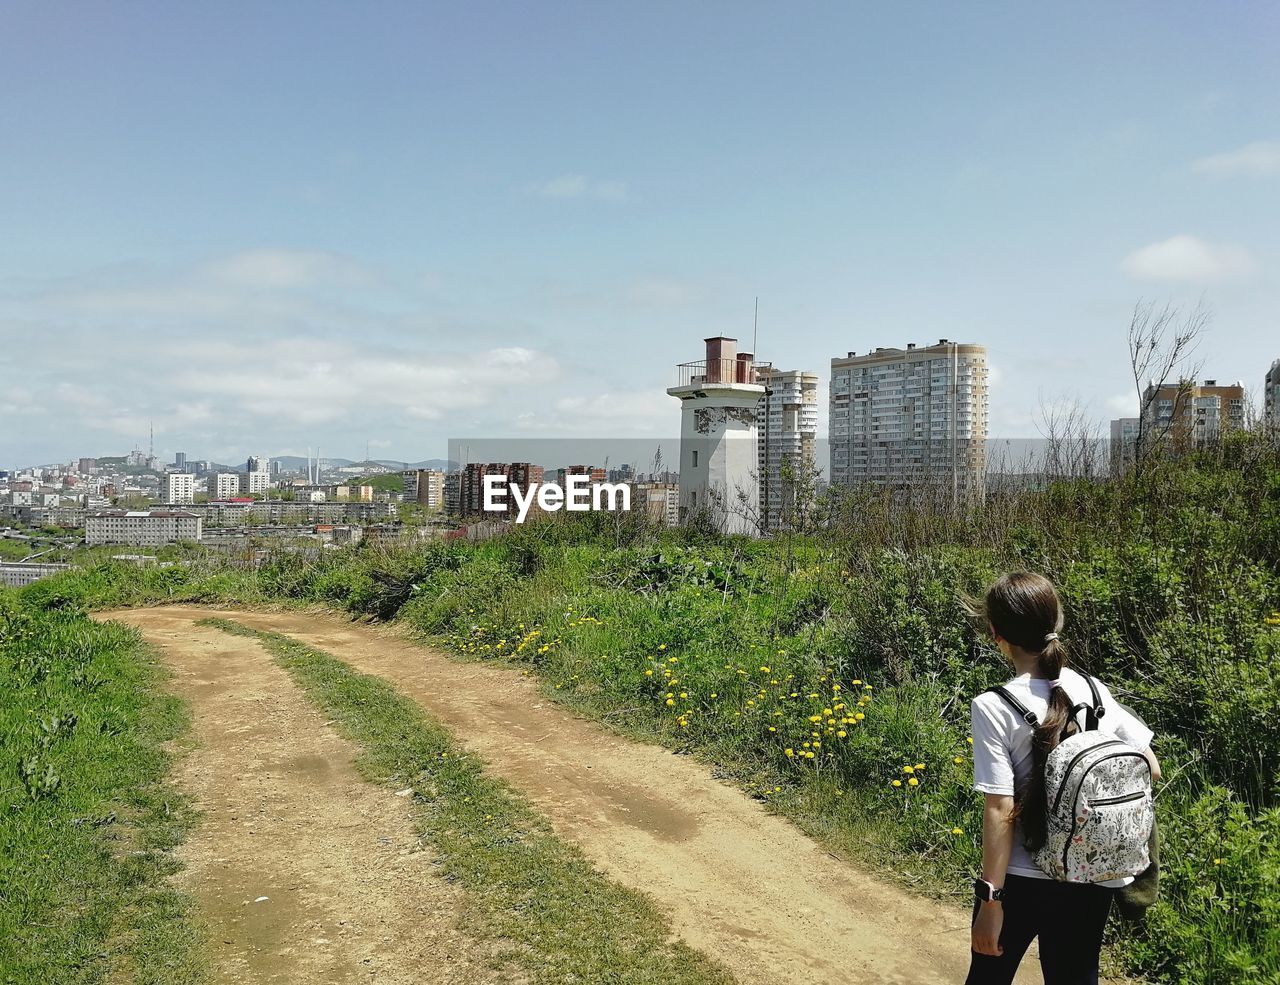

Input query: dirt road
[107,605,1037,985]
[104,612,507,985]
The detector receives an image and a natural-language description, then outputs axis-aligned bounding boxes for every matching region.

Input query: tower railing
[675,359,773,387]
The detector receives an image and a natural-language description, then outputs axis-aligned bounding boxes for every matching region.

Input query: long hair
[983,571,1072,850]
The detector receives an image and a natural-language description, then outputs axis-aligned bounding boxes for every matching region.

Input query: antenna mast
[752,297,759,358]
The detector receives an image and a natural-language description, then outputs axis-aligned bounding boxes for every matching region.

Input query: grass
[200,617,734,985]
[0,600,206,985]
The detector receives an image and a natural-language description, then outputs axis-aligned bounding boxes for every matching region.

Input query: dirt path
[110,605,1038,985]
[103,610,507,985]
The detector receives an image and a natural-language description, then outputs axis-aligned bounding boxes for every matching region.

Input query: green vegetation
[12,433,1280,984]
[353,473,406,493]
[202,617,732,985]
[0,593,205,985]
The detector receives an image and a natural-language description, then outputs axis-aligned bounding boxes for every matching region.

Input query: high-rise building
[829,339,989,498]
[78,457,98,473]
[1140,378,1246,452]
[1109,418,1140,475]
[1266,359,1280,431]
[174,451,187,470]
[756,367,820,529]
[247,455,268,474]
[161,472,197,504]
[208,473,241,500]
[457,463,544,518]
[667,336,767,533]
[401,469,445,509]
[239,470,270,495]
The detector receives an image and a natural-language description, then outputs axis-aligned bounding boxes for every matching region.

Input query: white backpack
[989,675,1154,883]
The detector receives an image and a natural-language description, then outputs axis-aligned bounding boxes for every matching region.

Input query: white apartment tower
[208,473,241,499]
[161,472,196,505]
[830,339,989,498]
[756,367,820,529]
[239,470,270,495]
[668,336,767,534]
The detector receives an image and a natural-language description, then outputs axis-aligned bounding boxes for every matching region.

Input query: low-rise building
[86,510,203,546]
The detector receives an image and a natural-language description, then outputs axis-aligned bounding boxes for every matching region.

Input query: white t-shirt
[970,667,1154,886]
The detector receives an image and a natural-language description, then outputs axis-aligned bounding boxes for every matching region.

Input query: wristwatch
[973,878,1005,902]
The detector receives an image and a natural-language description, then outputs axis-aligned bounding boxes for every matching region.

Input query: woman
[966,572,1160,985]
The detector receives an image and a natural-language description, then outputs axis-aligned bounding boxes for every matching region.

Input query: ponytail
[983,572,1074,851]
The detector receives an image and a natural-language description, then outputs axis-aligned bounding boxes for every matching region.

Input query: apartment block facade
[239,470,270,495]
[830,340,988,496]
[1109,417,1140,474]
[86,510,203,546]
[756,367,820,529]
[208,473,241,499]
[457,462,545,518]
[161,472,196,504]
[401,469,445,509]
[1140,378,1246,451]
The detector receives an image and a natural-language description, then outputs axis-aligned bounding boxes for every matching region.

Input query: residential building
[1109,418,1140,475]
[635,481,680,526]
[1140,378,1246,452]
[247,455,268,473]
[78,458,98,473]
[667,336,768,533]
[1266,359,1280,431]
[86,510,203,546]
[239,470,271,495]
[457,463,544,518]
[829,339,989,499]
[444,472,461,515]
[208,473,241,499]
[756,367,820,530]
[402,469,445,509]
[325,484,374,502]
[161,472,197,504]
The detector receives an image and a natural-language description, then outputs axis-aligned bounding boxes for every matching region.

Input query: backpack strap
[1077,672,1106,731]
[987,686,1040,727]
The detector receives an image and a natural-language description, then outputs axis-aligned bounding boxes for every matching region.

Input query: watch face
[973,878,991,900]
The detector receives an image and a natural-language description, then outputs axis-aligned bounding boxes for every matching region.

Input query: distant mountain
[265,456,455,473]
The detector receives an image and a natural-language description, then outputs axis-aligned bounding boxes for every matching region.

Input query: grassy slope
[203,618,733,985]
[0,601,205,985]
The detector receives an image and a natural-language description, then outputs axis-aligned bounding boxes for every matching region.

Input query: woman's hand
[972,901,1005,956]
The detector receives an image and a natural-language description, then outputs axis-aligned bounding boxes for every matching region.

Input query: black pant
[965,875,1114,985]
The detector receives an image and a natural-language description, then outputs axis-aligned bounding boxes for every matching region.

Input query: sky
[2,1,1278,467]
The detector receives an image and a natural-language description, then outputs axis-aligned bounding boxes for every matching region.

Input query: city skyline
[3,3,1279,465]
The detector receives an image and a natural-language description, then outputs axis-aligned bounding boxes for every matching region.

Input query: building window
[691,450,699,468]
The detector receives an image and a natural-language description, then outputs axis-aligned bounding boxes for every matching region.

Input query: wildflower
[954,756,964,765]
[837,730,847,738]
[760,665,771,673]
[665,698,675,706]
[903,766,914,774]
[915,763,926,771]
[710,692,718,699]
[855,713,865,721]
[908,777,919,787]
[644,669,653,676]
[1213,858,1223,865]
[679,692,688,699]
[952,827,964,836]
[785,748,795,757]
[658,644,667,650]
[892,780,902,787]
[967,737,974,745]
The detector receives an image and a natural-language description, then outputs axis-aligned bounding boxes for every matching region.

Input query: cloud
[1106,393,1137,417]
[1120,235,1258,283]
[204,249,374,289]
[1190,140,1280,178]
[530,174,628,202]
